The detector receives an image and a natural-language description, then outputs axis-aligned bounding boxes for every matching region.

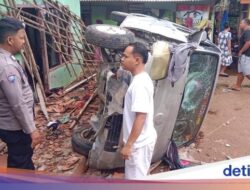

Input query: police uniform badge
[10,55,17,61]
[7,74,16,83]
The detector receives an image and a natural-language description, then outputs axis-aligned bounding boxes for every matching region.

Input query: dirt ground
[0,80,99,175]
[185,71,250,164]
[1,70,250,176]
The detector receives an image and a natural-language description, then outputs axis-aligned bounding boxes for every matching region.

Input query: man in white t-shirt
[120,42,157,179]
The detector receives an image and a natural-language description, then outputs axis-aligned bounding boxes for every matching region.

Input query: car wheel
[85,24,135,50]
[71,126,95,157]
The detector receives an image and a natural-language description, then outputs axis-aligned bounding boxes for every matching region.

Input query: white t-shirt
[123,72,157,148]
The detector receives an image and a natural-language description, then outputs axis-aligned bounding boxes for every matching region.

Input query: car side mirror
[188,30,207,44]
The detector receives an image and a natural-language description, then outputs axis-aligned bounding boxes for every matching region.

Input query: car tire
[71,127,95,157]
[85,24,135,50]
[110,11,129,23]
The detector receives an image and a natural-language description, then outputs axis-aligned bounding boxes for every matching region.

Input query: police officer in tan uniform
[0,17,41,170]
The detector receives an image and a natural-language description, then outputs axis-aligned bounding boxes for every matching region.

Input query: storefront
[80,0,215,30]
[240,0,250,19]
[214,0,250,38]
[213,0,250,70]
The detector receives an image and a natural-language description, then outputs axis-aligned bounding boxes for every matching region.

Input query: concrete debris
[197,149,202,153]
[222,88,232,93]
[37,165,47,172]
[225,144,231,147]
[0,81,99,176]
[43,154,54,160]
[1,81,99,174]
[208,110,217,115]
[189,143,196,149]
[225,155,232,160]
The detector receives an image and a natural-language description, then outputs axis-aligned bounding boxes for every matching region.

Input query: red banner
[177,5,209,11]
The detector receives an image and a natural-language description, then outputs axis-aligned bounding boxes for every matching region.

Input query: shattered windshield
[172,52,219,147]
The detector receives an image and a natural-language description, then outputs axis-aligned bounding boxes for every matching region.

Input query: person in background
[230,18,250,91]
[218,22,232,77]
[0,17,41,170]
[120,42,157,179]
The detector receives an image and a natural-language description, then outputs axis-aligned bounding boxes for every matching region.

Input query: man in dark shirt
[231,18,250,91]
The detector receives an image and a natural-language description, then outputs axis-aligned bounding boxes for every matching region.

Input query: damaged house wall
[0,0,97,95]
[9,0,81,16]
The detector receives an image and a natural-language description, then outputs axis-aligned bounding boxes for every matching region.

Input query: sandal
[219,73,229,77]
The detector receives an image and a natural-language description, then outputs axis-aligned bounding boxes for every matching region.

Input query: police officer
[0,17,41,170]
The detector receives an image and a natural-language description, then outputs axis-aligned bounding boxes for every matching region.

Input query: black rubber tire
[110,11,129,23]
[71,127,95,157]
[85,24,135,50]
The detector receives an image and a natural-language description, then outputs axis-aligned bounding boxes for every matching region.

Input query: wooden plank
[38,10,50,92]
[36,83,49,121]
[63,73,96,94]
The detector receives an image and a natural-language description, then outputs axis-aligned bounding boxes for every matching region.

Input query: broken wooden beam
[63,74,97,95]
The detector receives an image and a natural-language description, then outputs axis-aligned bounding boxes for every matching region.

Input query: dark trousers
[0,129,34,170]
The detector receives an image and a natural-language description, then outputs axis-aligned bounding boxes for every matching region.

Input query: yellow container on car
[150,41,171,80]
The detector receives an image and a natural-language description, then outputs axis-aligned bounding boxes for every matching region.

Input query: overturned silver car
[72,12,221,169]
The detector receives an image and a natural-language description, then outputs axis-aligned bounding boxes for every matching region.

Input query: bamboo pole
[38,10,50,92]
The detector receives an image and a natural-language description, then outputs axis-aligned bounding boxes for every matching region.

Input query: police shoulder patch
[10,55,17,61]
[7,74,16,83]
